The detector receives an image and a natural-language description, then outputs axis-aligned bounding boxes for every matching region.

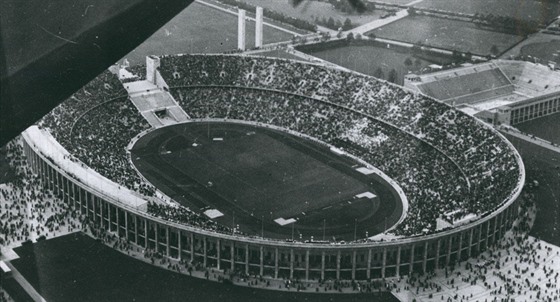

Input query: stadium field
[370,15,524,56]
[515,113,560,145]
[130,122,402,241]
[11,233,400,302]
[123,2,293,66]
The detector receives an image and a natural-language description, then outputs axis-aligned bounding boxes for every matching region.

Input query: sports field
[515,113,560,145]
[413,0,559,23]
[130,122,402,241]
[371,16,525,56]
[10,233,400,302]
[123,2,293,66]
[502,33,560,64]
[306,44,435,85]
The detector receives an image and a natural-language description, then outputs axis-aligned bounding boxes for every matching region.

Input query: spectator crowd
[158,54,521,236]
[35,54,521,238]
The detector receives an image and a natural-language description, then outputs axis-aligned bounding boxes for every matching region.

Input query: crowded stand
[172,86,469,235]
[38,71,156,197]
[33,54,521,238]
[147,201,231,235]
[158,54,521,235]
[70,99,154,196]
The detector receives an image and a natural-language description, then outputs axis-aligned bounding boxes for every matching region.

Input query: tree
[374,67,385,79]
[388,69,398,83]
[367,32,376,40]
[404,57,413,67]
[291,35,298,44]
[343,18,353,31]
[327,17,336,29]
[452,50,462,61]
[355,33,362,40]
[412,43,422,54]
[408,7,417,16]
[346,32,354,42]
[414,58,422,67]
[490,45,500,56]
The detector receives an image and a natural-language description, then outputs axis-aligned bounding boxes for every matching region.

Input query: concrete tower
[238,9,246,51]
[255,7,263,48]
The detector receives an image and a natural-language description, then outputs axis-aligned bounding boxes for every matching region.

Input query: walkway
[350,10,409,35]
[500,126,560,154]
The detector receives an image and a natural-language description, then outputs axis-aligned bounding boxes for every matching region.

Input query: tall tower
[255,7,263,48]
[238,9,246,51]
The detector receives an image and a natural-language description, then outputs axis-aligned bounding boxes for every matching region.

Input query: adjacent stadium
[23,54,524,281]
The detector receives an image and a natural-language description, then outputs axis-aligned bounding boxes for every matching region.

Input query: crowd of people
[157,54,520,235]
[390,192,560,302]
[171,86,467,235]
[38,71,156,197]
[35,54,521,238]
[158,54,520,223]
[147,201,232,235]
[0,139,84,252]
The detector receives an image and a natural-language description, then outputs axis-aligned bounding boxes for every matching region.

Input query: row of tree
[473,13,540,35]
[314,16,354,31]
[327,0,376,14]
[220,0,317,32]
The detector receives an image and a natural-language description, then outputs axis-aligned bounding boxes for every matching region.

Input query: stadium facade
[404,60,560,126]
[22,54,525,281]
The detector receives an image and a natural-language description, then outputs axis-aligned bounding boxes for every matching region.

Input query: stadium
[404,60,560,126]
[21,54,524,282]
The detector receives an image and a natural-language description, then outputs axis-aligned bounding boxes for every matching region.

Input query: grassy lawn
[132,121,400,240]
[239,0,385,28]
[11,233,400,302]
[371,15,525,56]
[501,33,560,64]
[123,2,293,66]
[414,0,559,24]
[515,113,560,145]
[305,44,435,85]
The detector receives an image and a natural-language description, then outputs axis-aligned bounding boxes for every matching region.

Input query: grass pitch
[371,15,525,56]
[131,122,401,240]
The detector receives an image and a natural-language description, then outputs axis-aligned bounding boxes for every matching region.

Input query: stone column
[237,9,246,51]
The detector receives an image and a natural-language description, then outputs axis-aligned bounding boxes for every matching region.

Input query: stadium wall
[21,125,524,281]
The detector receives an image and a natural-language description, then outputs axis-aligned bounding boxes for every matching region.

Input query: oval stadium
[22,54,525,281]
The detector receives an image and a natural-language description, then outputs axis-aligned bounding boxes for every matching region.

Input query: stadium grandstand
[20,54,524,281]
[405,60,560,125]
